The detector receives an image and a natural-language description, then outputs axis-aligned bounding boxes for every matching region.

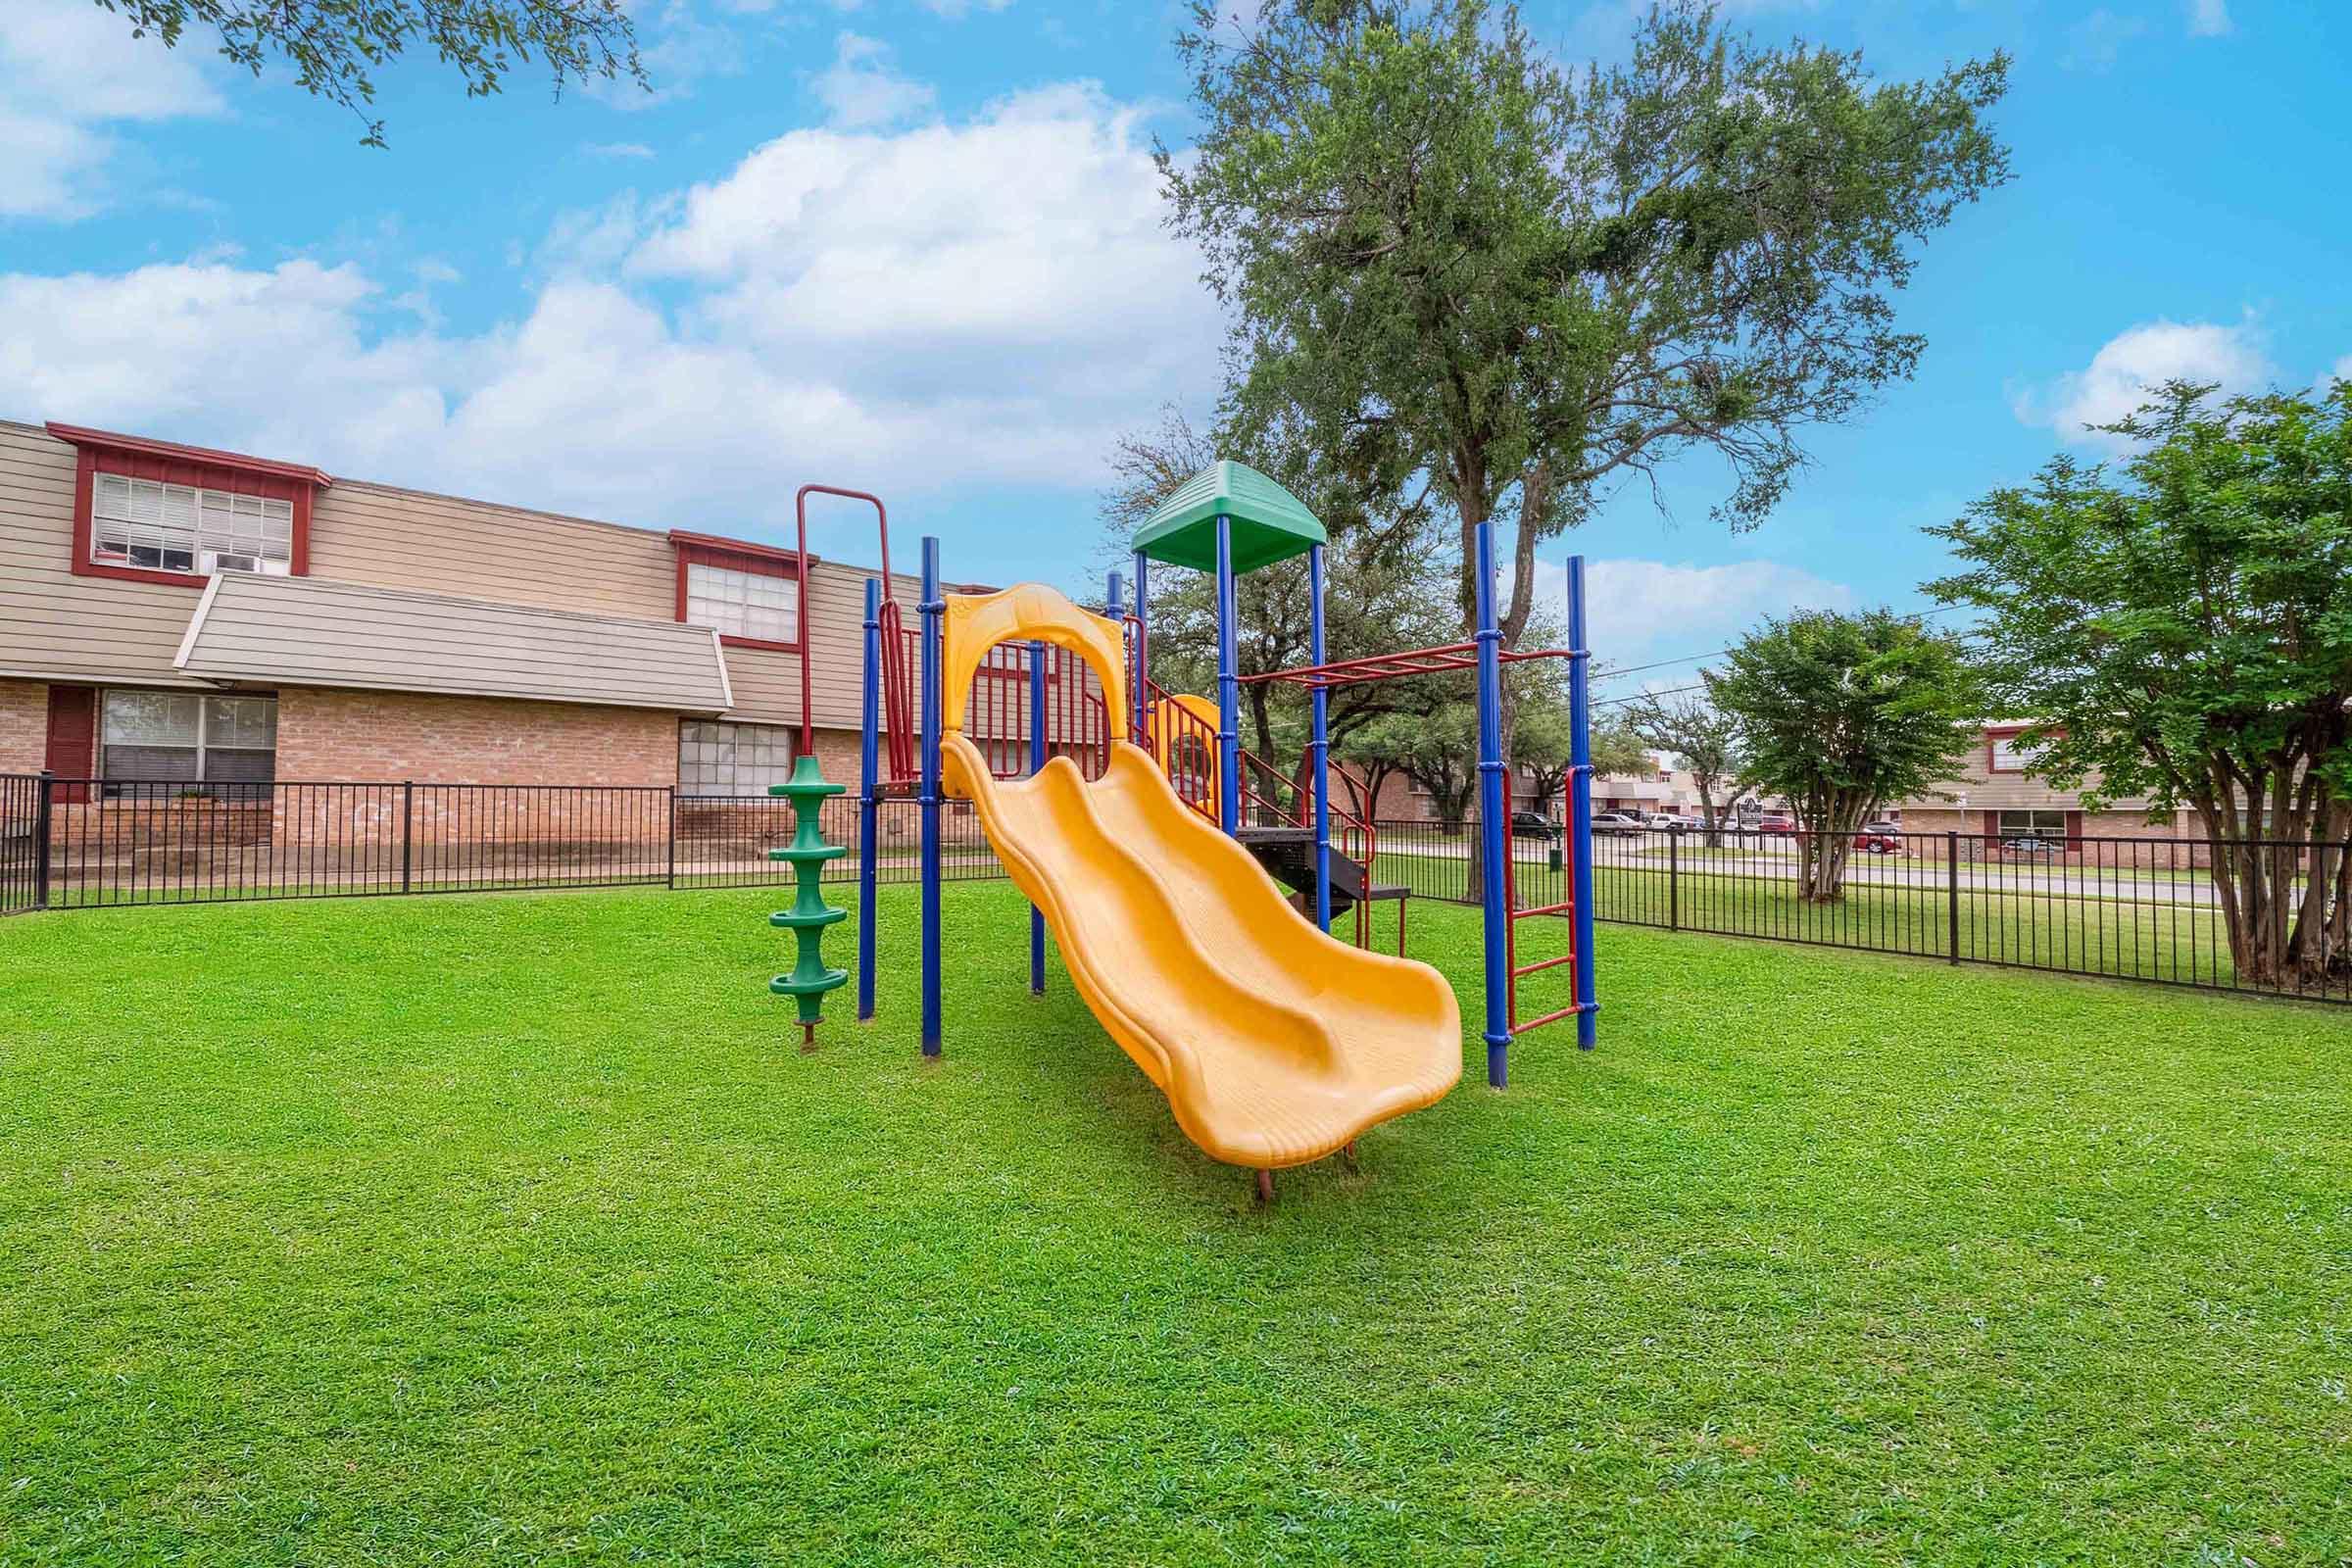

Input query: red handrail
[878,605,916,786]
[1142,679,1221,821]
[796,484,890,760]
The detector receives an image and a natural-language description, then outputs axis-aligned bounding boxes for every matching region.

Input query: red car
[1755,813,1796,834]
[1852,822,1904,854]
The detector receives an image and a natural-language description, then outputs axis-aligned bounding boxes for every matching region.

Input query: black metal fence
[0,775,998,911]
[1,771,44,916]
[1371,813,2350,1005]
[6,771,2343,1007]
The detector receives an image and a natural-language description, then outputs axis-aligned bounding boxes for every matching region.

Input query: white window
[678,720,797,798]
[100,690,277,792]
[1988,730,2044,772]
[685,562,796,645]
[92,472,293,576]
[1997,808,2069,842]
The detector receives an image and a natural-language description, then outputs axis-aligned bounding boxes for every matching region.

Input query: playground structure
[781,464,1594,1189]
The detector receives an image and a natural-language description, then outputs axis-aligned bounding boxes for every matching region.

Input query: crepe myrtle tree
[1624,687,1741,844]
[1162,0,2009,762]
[1707,609,1978,901]
[1929,380,2352,990]
[96,0,645,145]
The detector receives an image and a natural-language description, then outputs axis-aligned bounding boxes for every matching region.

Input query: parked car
[2001,835,2063,857]
[1755,813,1797,834]
[1642,812,1683,830]
[1853,821,1905,855]
[1591,811,1648,837]
[1508,810,1559,840]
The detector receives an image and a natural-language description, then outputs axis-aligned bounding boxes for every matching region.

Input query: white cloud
[809,32,935,129]
[2332,353,2352,387]
[2185,0,2231,38]
[0,261,456,463]
[1528,558,1855,670]
[2013,318,2274,453]
[0,0,223,220]
[626,83,1208,409]
[584,2,745,111]
[918,0,1014,17]
[2062,9,2147,72]
[3,82,1219,551]
[584,141,658,160]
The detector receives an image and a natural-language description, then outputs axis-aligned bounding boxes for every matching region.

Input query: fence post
[1668,825,1678,932]
[33,771,54,911]
[401,780,415,895]
[665,786,678,889]
[1945,830,1960,964]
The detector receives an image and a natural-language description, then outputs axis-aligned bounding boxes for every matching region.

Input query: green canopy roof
[1132,461,1326,574]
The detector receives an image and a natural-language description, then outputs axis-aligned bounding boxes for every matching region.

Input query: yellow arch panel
[941,583,1128,741]
[1146,691,1223,822]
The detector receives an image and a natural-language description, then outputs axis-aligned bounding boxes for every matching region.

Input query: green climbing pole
[767,754,848,1048]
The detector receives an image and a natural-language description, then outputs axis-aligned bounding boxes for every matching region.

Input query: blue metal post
[1129,549,1150,741]
[1104,569,1126,753]
[919,536,943,1057]
[1214,514,1240,836]
[1473,520,1510,1088]
[1308,544,1331,932]
[856,575,881,1021]
[1567,553,1599,1051]
[1027,635,1048,996]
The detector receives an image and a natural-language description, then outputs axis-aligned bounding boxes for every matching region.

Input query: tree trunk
[1798,793,1868,902]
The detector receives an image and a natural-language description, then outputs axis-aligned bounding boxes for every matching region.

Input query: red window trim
[669,532,815,655]
[1984,723,2046,774]
[49,422,329,589]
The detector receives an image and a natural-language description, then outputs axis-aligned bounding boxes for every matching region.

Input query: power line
[1587,603,1975,684]
[1591,681,1707,710]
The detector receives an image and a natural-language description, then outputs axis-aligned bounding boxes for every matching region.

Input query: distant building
[1892,721,2199,857]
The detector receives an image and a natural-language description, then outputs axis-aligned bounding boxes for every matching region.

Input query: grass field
[3,882,2348,1564]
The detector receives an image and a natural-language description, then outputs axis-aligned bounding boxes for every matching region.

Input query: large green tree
[1161,0,2009,739]
[1928,381,2352,990]
[1624,688,1741,842]
[1707,609,1978,901]
[96,0,644,146]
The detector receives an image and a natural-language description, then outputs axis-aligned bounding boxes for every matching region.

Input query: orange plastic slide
[942,733,1462,1169]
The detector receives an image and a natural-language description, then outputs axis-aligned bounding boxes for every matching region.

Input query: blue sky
[3,0,2347,680]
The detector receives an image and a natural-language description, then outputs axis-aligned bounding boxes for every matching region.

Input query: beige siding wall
[0,419,916,729]
[0,422,208,687]
[307,479,906,729]
[307,479,678,620]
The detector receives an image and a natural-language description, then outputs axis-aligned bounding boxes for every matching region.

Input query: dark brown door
[43,685,95,803]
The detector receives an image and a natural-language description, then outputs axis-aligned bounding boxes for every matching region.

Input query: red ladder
[1500,778,1581,1036]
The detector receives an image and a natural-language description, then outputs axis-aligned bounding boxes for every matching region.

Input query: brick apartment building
[1892,721,2198,852]
[0,418,917,802]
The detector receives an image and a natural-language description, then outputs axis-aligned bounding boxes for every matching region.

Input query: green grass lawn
[2,882,2348,1564]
